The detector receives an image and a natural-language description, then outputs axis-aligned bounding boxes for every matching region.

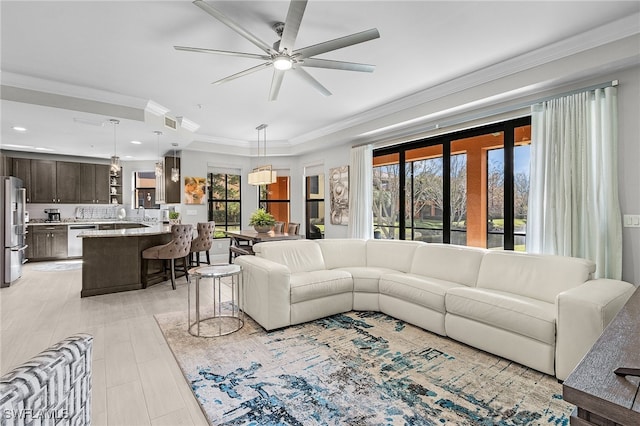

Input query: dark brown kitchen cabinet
[30,159,57,203]
[164,155,181,204]
[30,159,80,203]
[80,163,110,204]
[28,225,68,260]
[11,158,32,202]
[56,161,80,202]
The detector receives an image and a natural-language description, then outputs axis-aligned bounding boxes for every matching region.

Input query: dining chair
[287,222,300,235]
[190,221,215,266]
[274,221,285,233]
[142,224,192,290]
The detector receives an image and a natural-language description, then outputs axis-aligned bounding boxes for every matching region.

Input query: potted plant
[168,211,181,225]
[249,208,276,233]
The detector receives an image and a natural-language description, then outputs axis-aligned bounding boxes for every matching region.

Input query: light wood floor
[0,260,233,425]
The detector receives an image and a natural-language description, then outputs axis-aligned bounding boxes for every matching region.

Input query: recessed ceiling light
[130,140,142,145]
[12,126,27,132]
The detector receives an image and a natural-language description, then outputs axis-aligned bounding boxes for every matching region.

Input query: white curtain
[348,144,373,239]
[528,86,621,279]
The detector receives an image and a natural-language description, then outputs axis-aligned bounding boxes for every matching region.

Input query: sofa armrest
[235,256,292,331]
[556,279,635,380]
[0,333,93,425]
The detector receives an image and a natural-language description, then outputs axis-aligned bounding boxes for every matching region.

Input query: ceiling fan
[174,0,380,101]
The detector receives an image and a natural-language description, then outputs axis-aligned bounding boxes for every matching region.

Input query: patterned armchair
[0,333,93,425]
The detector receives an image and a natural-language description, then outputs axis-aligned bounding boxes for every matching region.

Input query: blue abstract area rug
[155,310,572,425]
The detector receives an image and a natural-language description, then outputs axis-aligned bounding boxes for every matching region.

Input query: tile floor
[0,260,234,425]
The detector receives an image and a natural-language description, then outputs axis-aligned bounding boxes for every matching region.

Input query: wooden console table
[563,287,640,425]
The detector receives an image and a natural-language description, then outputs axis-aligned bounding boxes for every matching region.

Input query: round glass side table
[188,264,243,337]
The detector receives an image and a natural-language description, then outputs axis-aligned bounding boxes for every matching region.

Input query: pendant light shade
[154,131,164,177]
[171,143,180,183]
[109,119,121,173]
[154,131,166,204]
[248,124,277,186]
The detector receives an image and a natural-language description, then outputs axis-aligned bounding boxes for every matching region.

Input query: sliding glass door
[373,117,531,250]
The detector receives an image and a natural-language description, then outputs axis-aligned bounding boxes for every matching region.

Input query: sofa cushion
[335,266,398,293]
[316,239,367,269]
[380,273,464,314]
[366,240,423,272]
[290,270,353,304]
[476,251,596,303]
[446,287,556,345]
[410,244,486,287]
[254,240,326,273]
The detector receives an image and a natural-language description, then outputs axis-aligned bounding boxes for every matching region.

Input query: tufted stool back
[191,222,215,253]
[141,224,193,289]
[155,224,193,259]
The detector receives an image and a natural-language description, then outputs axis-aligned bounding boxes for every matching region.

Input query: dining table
[225,229,302,262]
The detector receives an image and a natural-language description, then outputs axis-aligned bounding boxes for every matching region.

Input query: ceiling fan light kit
[175,0,380,101]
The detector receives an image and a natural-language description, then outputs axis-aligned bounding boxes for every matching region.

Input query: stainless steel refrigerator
[1,176,27,287]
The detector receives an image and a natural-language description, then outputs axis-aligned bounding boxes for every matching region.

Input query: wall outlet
[623,214,640,227]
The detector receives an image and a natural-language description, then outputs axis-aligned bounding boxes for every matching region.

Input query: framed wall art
[329,166,349,225]
[184,176,207,205]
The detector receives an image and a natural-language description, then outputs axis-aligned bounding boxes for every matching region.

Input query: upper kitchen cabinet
[11,158,32,202]
[56,161,80,203]
[30,159,57,203]
[164,155,181,204]
[31,160,80,203]
[80,163,110,204]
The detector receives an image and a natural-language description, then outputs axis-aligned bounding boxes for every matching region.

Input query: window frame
[207,172,241,238]
[373,116,530,250]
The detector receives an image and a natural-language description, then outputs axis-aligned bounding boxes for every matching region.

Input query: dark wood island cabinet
[79,224,173,297]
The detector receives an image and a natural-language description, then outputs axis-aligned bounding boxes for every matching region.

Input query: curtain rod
[354,79,618,149]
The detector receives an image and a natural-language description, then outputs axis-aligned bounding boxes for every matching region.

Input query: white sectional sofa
[235,239,636,380]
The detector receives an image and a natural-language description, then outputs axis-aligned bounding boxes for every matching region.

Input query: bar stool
[190,221,215,266]
[142,224,192,290]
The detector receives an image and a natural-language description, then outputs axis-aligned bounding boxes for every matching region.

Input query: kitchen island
[78,224,173,297]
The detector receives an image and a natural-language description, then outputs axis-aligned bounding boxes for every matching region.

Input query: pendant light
[248,124,277,185]
[171,143,180,183]
[154,131,163,177]
[154,131,166,204]
[109,119,121,173]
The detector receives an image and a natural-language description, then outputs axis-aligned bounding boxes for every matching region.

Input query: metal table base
[188,264,243,337]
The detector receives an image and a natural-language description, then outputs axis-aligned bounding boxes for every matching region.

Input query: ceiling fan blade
[301,58,375,73]
[268,70,286,101]
[174,46,270,60]
[292,68,332,97]
[212,62,272,85]
[193,0,273,54]
[294,28,380,59]
[279,0,308,52]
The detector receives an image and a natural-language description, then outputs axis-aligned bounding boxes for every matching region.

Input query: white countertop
[28,220,153,226]
[77,224,172,238]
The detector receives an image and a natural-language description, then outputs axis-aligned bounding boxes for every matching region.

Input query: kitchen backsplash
[26,204,163,221]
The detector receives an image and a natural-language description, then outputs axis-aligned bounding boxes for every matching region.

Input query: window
[373,117,531,250]
[134,172,160,208]
[259,176,290,224]
[208,173,241,238]
[305,175,325,239]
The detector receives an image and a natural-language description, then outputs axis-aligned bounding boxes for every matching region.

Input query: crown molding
[288,12,640,147]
